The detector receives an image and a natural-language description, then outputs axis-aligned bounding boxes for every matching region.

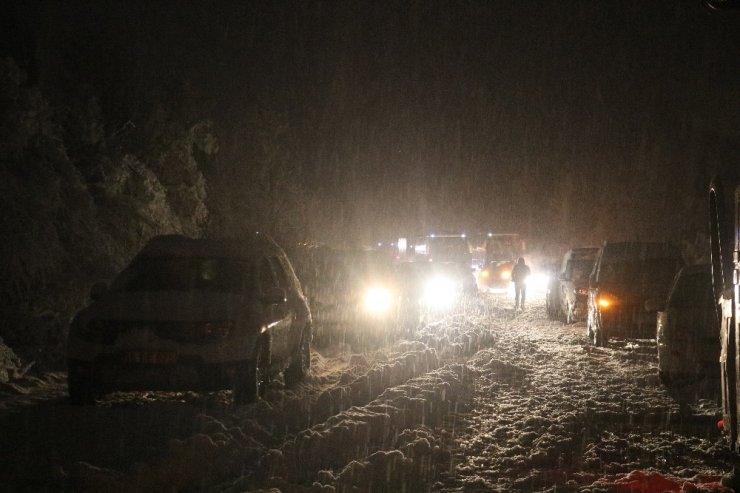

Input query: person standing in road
[511,257,531,310]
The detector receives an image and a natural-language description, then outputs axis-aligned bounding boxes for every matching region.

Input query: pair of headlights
[362,276,461,314]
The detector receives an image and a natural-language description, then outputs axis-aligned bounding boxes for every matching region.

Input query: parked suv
[656,263,719,388]
[587,241,683,346]
[66,234,311,405]
[558,247,599,324]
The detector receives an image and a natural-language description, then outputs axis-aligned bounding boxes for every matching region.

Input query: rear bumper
[598,306,657,339]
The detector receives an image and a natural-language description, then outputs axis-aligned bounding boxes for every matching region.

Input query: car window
[669,272,713,309]
[269,256,290,290]
[258,257,279,293]
[113,256,254,293]
[598,258,680,285]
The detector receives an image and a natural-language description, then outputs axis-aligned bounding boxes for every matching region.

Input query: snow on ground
[0,293,737,493]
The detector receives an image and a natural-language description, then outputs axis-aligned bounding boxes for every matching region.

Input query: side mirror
[262,287,287,304]
[90,281,108,301]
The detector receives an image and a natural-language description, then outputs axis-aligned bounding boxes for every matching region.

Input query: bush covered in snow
[0,58,212,373]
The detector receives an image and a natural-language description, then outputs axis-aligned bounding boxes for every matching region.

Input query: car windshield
[598,258,680,286]
[112,256,255,293]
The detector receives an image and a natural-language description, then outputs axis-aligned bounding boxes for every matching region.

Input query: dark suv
[587,241,683,346]
[66,234,311,404]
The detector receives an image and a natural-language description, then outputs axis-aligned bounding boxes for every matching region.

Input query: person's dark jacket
[511,262,530,284]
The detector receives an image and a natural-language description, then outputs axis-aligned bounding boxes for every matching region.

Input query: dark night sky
[4,0,740,248]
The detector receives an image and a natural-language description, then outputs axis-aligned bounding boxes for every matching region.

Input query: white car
[66,234,311,405]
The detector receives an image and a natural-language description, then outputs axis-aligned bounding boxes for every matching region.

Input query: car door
[258,256,293,361]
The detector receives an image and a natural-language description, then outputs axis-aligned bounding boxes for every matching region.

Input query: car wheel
[67,360,97,406]
[284,324,311,387]
[233,341,268,404]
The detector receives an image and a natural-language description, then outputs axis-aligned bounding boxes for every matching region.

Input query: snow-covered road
[0,293,736,492]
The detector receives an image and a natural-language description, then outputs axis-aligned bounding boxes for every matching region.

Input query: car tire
[67,361,97,406]
[284,324,311,387]
[233,340,268,405]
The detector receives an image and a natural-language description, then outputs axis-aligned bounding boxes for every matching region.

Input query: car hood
[76,291,261,323]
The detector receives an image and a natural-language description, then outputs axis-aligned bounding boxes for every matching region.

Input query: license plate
[122,351,177,365]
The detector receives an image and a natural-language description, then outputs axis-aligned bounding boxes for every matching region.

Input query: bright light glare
[528,272,550,294]
[598,298,611,308]
[364,287,393,313]
[422,277,458,310]
[500,270,511,280]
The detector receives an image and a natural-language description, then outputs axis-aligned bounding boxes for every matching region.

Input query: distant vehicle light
[528,273,549,292]
[364,287,393,313]
[577,288,589,296]
[422,276,458,310]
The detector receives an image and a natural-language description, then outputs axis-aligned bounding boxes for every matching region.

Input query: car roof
[565,247,599,260]
[137,234,284,260]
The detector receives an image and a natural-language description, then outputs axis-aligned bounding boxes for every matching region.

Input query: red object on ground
[589,470,732,493]
[718,419,724,430]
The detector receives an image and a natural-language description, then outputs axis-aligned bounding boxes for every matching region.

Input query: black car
[66,234,312,405]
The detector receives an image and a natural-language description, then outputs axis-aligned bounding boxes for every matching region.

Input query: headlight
[422,276,459,309]
[479,270,490,280]
[500,270,511,280]
[528,273,549,292]
[364,287,393,313]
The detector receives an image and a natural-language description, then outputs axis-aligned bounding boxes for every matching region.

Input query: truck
[477,233,526,291]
